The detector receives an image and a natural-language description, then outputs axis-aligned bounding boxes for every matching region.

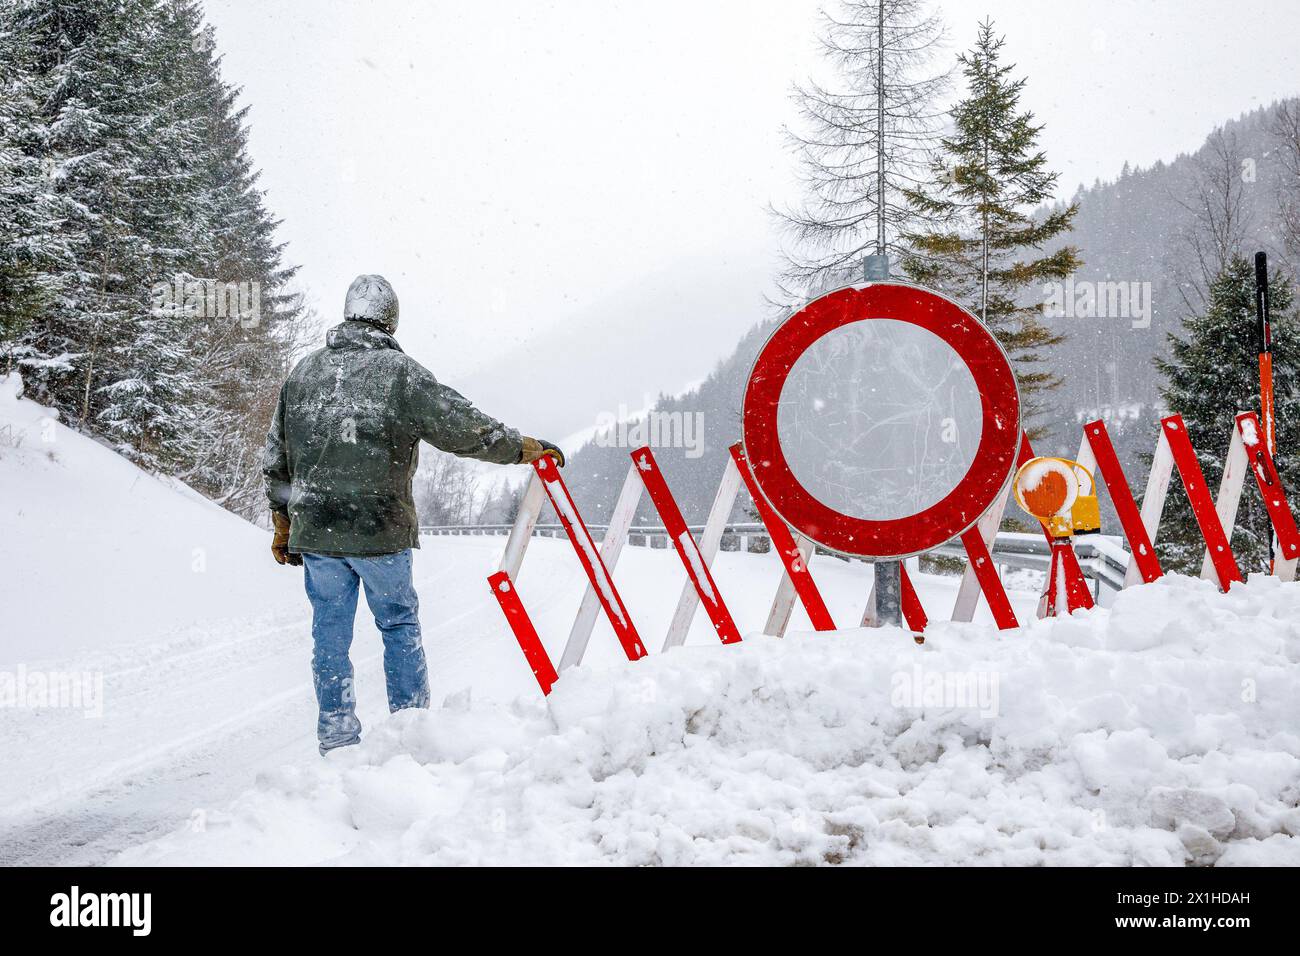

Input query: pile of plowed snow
[117,573,1300,866]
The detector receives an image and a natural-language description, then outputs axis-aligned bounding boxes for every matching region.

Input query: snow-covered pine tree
[167,0,307,514]
[1154,254,1299,575]
[0,0,305,514]
[97,0,215,472]
[0,14,71,374]
[902,19,1080,435]
[774,0,950,301]
[6,0,162,432]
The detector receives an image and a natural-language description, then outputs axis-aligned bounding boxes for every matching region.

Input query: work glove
[520,436,565,468]
[271,511,303,567]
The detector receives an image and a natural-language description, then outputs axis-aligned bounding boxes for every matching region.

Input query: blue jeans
[302,550,430,753]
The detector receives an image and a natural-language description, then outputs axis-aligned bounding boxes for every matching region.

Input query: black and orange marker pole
[1255,251,1275,460]
[1255,251,1277,571]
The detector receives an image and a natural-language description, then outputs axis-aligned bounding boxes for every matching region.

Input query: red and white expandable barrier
[488,410,1298,695]
[1086,411,1298,593]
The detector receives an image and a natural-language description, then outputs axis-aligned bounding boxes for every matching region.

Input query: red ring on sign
[742,282,1020,559]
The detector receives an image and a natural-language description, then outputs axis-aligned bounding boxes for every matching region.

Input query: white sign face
[775,318,984,522]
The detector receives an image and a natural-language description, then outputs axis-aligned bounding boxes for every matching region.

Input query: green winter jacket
[262,320,524,556]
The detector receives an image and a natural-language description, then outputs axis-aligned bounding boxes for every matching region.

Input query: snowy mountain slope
[1052,101,1299,419]
[0,375,294,665]
[118,573,1300,867]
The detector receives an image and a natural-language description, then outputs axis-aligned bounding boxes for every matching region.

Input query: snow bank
[0,374,293,664]
[116,573,1300,866]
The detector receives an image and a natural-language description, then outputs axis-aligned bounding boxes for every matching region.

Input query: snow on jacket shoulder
[262,320,523,556]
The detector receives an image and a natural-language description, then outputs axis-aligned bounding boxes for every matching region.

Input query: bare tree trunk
[1173,129,1250,311]
[876,0,885,257]
[80,327,98,424]
[82,207,115,424]
[1271,99,1300,272]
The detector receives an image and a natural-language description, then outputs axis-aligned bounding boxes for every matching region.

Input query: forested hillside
[1054,101,1298,422]
[0,0,305,517]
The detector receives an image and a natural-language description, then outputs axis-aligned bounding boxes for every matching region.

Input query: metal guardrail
[420,522,1133,603]
[421,521,773,551]
[930,532,1129,603]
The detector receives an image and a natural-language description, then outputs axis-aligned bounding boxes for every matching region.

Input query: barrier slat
[1129,423,1176,587]
[532,457,647,660]
[1161,414,1243,591]
[1082,419,1163,585]
[498,471,546,579]
[1237,412,1300,567]
[952,481,1017,625]
[631,447,742,645]
[1044,540,1092,616]
[487,571,558,695]
[764,533,817,636]
[1201,418,1249,584]
[899,566,928,633]
[730,443,836,631]
[560,464,645,670]
[958,525,1019,629]
[664,454,743,649]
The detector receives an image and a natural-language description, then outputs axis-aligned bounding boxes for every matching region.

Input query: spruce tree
[1154,254,1298,575]
[0,16,70,373]
[0,0,305,515]
[902,19,1080,434]
[97,0,212,471]
[7,0,162,430]
[165,0,306,511]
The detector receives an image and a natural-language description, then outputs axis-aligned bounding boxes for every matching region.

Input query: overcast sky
[204,0,1300,441]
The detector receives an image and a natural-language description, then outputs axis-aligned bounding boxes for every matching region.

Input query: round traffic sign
[742,282,1021,559]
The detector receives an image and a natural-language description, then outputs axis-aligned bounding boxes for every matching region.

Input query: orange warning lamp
[1013,457,1100,539]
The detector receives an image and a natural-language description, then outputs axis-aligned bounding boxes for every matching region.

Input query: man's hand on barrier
[271,511,303,566]
[521,437,566,468]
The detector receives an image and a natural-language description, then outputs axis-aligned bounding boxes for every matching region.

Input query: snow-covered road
[5,528,1000,865]
[0,543,504,865]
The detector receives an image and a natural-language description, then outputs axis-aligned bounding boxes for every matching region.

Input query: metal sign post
[862,255,902,626]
